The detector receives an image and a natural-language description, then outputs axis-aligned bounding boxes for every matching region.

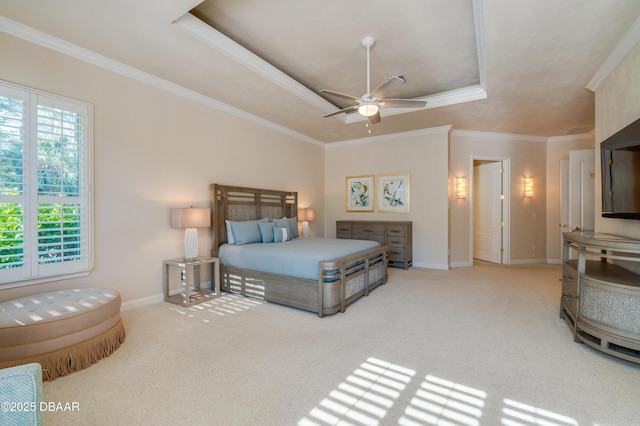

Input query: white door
[569,149,595,232]
[473,161,503,263]
[560,159,571,254]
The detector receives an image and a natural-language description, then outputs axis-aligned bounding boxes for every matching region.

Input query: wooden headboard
[210,184,297,257]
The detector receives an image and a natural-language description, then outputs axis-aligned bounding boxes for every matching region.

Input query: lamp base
[184,228,199,259]
[301,221,309,238]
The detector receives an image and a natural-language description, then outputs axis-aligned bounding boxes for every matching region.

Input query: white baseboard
[509,258,549,265]
[450,261,473,268]
[121,293,163,311]
[412,262,450,270]
[547,258,562,265]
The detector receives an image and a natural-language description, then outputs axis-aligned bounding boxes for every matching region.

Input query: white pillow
[225,220,235,244]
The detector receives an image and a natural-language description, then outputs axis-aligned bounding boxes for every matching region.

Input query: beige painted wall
[545,134,595,263]
[0,33,324,305]
[3,30,638,305]
[450,131,547,266]
[324,128,451,269]
[595,39,640,240]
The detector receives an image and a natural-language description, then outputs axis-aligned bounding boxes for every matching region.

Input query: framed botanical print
[378,173,410,212]
[346,175,374,212]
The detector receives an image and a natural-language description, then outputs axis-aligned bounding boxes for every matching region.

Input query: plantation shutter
[0,81,92,286]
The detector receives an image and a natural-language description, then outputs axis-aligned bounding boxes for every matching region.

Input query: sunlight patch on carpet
[298,357,416,426]
[168,294,266,321]
[298,359,580,426]
[501,398,578,426]
[398,375,485,426]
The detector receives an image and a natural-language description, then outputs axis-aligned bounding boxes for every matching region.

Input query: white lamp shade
[170,208,211,229]
[170,207,210,259]
[297,208,315,222]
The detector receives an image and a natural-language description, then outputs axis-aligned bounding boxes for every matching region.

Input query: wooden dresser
[337,220,412,269]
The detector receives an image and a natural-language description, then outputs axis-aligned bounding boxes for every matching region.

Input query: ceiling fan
[320,36,427,126]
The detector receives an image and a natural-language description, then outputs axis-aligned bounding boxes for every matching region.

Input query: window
[0,81,93,287]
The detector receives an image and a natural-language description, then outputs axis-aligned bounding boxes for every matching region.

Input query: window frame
[0,80,93,288]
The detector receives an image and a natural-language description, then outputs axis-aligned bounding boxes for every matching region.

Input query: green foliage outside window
[0,95,83,270]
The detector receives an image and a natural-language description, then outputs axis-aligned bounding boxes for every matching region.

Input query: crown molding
[586,15,640,92]
[473,0,487,92]
[0,16,324,147]
[326,125,453,148]
[173,13,338,116]
[451,129,549,143]
[547,132,594,144]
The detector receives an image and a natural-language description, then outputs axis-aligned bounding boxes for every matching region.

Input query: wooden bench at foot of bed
[221,245,388,317]
[0,288,125,381]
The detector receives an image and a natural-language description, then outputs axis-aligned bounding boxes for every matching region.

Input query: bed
[211,184,388,317]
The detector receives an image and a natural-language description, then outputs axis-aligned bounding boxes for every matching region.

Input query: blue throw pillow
[230,218,269,245]
[286,216,299,238]
[258,221,275,243]
[274,218,291,234]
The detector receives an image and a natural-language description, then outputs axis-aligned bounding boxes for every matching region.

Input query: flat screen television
[601,116,640,220]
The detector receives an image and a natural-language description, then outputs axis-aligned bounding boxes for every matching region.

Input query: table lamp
[297,208,315,238]
[170,207,211,259]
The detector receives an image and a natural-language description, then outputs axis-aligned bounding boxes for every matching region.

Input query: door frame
[469,156,511,265]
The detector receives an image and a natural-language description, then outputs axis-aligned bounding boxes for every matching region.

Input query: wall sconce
[297,208,316,238]
[170,207,211,259]
[456,177,466,199]
[524,177,534,199]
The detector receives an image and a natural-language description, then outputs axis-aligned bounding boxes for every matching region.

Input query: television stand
[561,232,640,364]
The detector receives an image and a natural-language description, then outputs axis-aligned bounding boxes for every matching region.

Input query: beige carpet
[42,263,640,425]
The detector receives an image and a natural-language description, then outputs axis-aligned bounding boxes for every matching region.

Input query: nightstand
[163,256,221,307]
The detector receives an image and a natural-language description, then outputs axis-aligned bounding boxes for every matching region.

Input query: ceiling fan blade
[323,105,359,118]
[380,99,427,109]
[370,75,406,100]
[369,111,381,124]
[319,89,361,103]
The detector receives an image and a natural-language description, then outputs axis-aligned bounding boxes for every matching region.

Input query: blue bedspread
[218,238,381,281]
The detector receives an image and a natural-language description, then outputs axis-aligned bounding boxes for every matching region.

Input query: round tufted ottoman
[0,288,125,381]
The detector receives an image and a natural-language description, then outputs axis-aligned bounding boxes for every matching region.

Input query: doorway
[471,157,510,265]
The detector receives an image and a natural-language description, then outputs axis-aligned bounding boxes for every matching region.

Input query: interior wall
[545,133,595,263]
[450,131,547,266]
[0,33,324,305]
[594,39,640,240]
[324,128,451,269]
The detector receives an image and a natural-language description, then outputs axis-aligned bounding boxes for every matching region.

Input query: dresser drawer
[388,247,406,261]
[352,223,385,236]
[336,222,352,233]
[386,224,407,237]
[387,236,405,248]
[561,265,578,318]
[336,232,351,239]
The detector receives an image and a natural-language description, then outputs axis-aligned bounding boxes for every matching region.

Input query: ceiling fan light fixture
[358,103,379,117]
